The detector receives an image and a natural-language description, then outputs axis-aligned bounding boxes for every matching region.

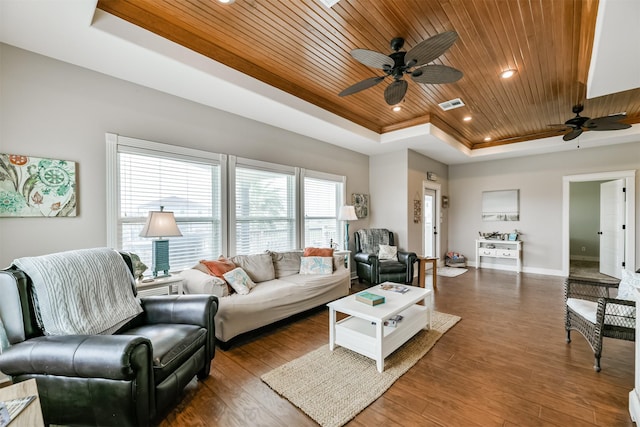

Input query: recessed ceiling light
[484,136,492,141]
[218,0,235,4]
[392,105,402,112]
[500,69,516,79]
[463,116,472,121]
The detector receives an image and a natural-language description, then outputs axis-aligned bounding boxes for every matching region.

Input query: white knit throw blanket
[13,248,143,336]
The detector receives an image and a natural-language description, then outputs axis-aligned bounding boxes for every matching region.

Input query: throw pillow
[200,257,236,278]
[223,267,256,295]
[299,256,333,275]
[303,247,334,257]
[618,269,640,300]
[378,244,398,260]
[179,268,229,297]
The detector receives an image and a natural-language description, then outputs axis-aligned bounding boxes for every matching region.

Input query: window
[231,157,296,255]
[303,173,344,248]
[108,135,347,266]
[107,134,223,272]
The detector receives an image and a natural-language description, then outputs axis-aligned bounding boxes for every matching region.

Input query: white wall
[0,44,370,267]
[369,150,408,250]
[449,143,640,275]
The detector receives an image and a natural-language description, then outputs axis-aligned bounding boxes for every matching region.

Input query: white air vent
[438,98,465,111]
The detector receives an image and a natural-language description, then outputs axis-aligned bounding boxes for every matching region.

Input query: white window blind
[304,176,342,248]
[118,151,221,272]
[234,165,296,254]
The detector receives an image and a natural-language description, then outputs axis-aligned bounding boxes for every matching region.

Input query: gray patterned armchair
[354,228,417,286]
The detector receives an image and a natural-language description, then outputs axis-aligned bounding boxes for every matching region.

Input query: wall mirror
[482,189,519,221]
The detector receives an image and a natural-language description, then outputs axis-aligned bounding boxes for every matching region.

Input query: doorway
[422,181,441,259]
[562,170,636,277]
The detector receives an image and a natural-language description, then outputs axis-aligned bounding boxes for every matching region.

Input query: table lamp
[338,205,358,250]
[139,206,182,277]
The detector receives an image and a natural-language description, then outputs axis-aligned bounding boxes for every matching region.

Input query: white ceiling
[1,0,639,165]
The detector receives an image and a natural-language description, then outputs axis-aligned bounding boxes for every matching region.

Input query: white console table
[475,239,522,273]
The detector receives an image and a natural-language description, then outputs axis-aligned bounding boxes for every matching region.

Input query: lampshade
[338,205,358,221]
[139,209,182,238]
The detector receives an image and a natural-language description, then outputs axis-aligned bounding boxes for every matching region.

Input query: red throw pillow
[200,257,236,278]
[303,247,334,257]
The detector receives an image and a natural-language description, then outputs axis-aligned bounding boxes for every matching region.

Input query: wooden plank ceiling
[97,0,640,150]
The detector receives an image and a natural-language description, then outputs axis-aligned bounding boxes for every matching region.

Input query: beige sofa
[179,250,350,345]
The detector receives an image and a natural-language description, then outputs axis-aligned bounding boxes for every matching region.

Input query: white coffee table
[327,283,433,372]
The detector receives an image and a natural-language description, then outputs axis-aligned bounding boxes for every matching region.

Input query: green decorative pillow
[130,252,148,280]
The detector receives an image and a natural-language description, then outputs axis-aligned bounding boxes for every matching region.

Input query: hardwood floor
[159,269,635,426]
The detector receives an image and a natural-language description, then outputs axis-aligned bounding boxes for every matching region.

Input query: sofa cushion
[300,257,333,275]
[223,267,256,295]
[179,268,228,297]
[270,251,302,278]
[121,323,206,385]
[230,253,275,283]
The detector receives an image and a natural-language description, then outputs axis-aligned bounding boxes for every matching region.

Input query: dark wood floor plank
[159,269,635,426]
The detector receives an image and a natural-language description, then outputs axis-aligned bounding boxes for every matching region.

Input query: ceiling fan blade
[405,31,459,67]
[351,49,394,69]
[583,115,631,131]
[563,129,583,141]
[384,80,408,105]
[411,64,463,84]
[338,76,385,97]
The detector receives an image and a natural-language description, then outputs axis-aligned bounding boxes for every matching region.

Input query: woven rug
[437,266,468,277]
[261,311,460,427]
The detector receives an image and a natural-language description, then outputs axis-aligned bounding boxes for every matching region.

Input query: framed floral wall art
[0,153,77,217]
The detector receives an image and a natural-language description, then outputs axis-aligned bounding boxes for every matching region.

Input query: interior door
[599,179,625,278]
[423,189,437,257]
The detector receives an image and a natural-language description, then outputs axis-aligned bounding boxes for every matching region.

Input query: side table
[0,379,44,427]
[136,275,184,296]
[418,257,439,290]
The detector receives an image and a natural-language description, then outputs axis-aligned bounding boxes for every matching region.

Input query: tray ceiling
[96,0,640,150]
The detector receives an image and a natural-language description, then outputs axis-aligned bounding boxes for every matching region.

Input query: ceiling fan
[339,31,463,105]
[552,104,631,141]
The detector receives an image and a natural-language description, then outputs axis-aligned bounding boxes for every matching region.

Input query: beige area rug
[261,311,461,427]
[437,266,468,277]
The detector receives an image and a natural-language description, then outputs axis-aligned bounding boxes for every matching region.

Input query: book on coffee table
[356,291,385,306]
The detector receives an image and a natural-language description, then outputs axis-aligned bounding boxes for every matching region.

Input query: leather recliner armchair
[354,228,417,286]
[0,251,218,426]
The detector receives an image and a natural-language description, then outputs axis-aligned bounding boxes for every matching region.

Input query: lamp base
[344,222,350,251]
[152,239,171,278]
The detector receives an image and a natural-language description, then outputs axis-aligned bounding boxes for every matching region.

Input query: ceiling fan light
[500,69,516,79]
[392,105,402,112]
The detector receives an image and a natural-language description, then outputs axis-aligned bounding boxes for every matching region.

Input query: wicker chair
[564,275,635,372]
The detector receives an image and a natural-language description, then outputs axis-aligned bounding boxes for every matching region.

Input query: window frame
[300,169,346,249]
[106,133,227,269]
